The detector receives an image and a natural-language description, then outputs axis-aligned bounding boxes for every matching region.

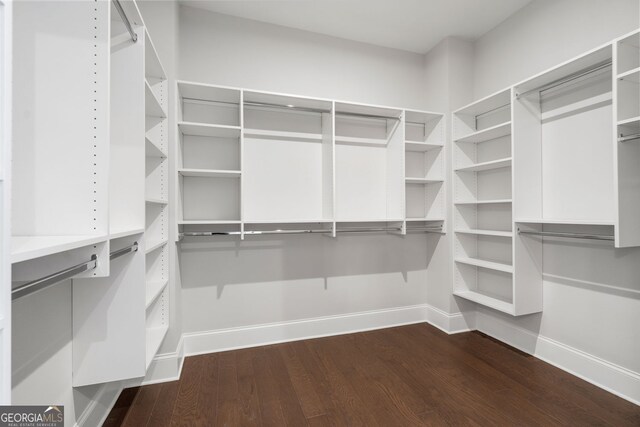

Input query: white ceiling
[179,0,533,54]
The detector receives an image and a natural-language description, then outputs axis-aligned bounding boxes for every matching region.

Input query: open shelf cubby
[178,81,241,127]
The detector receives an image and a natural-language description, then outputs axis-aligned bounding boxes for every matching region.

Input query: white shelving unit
[0,0,11,404]
[175,82,446,238]
[453,88,520,315]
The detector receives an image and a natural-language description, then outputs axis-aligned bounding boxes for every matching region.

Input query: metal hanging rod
[180,225,443,238]
[336,111,401,122]
[618,133,640,143]
[12,255,98,301]
[516,60,612,98]
[517,229,614,242]
[182,97,239,107]
[475,103,510,120]
[110,242,139,261]
[112,0,138,43]
[244,101,331,115]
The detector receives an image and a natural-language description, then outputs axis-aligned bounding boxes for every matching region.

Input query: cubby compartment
[243,92,333,222]
[455,203,513,233]
[145,286,168,369]
[405,110,444,150]
[180,174,240,222]
[455,233,513,271]
[453,88,511,139]
[616,31,640,75]
[406,182,444,220]
[334,103,404,221]
[178,123,240,171]
[178,81,241,127]
[617,69,640,121]
[454,262,514,313]
[454,167,512,203]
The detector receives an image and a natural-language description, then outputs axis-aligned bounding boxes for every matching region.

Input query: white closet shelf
[145,81,166,118]
[145,239,168,255]
[178,168,241,178]
[334,135,388,147]
[244,128,324,142]
[455,257,513,274]
[515,219,615,226]
[244,219,333,224]
[406,217,445,222]
[335,218,404,223]
[178,121,241,138]
[11,235,108,264]
[455,121,512,144]
[110,228,145,240]
[453,290,515,315]
[145,136,167,158]
[145,29,166,80]
[455,199,512,205]
[455,158,512,173]
[146,279,169,309]
[455,229,513,238]
[145,325,169,369]
[617,67,640,82]
[405,141,443,152]
[405,178,444,184]
[178,220,240,225]
[618,116,640,126]
[146,198,168,205]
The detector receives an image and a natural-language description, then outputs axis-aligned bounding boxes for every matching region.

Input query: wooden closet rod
[112,0,138,43]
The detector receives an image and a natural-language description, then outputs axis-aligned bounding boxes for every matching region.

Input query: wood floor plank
[121,384,162,427]
[262,345,308,426]
[252,348,288,426]
[215,351,240,427]
[235,348,262,426]
[170,355,205,426]
[105,324,640,427]
[147,381,180,427]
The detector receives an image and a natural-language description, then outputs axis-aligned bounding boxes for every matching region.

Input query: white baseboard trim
[184,304,433,356]
[426,305,476,334]
[475,310,640,406]
[75,380,122,427]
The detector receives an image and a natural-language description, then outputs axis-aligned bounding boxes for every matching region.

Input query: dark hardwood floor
[104,324,640,426]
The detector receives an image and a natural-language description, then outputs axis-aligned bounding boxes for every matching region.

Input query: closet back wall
[177,6,435,336]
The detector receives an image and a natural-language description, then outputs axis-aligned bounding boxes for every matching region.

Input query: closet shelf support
[12,255,98,301]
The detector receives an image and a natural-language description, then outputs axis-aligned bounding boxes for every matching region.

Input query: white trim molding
[475,309,640,406]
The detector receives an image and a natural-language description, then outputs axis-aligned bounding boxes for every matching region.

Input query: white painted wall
[176,6,442,336]
[470,0,640,377]
[178,7,427,109]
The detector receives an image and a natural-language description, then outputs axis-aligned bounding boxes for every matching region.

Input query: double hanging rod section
[11,242,139,301]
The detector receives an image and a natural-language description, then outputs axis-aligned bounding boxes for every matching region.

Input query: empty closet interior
[1,0,639,422]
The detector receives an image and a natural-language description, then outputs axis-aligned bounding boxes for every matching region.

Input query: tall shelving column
[144,29,170,369]
[614,30,640,247]
[403,110,446,233]
[0,0,11,404]
[452,89,517,315]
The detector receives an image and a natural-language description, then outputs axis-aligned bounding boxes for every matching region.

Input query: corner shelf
[178,168,241,178]
[405,141,443,152]
[455,157,512,172]
[454,121,511,144]
[455,229,513,238]
[145,81,166,119]
[453,290,515,315]
[455,257,513,274]
[178,121,241,138]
